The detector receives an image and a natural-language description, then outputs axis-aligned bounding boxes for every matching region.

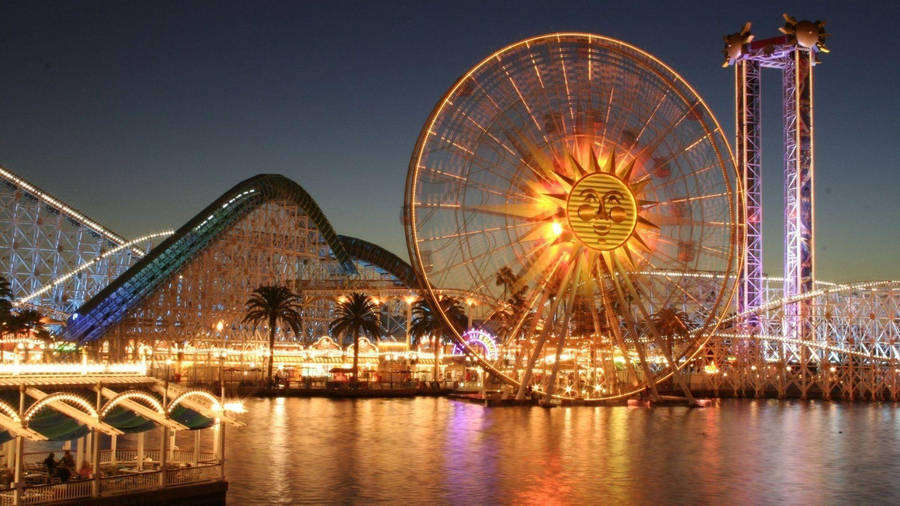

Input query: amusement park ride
[0,15,897,402]
[405,16,897,402]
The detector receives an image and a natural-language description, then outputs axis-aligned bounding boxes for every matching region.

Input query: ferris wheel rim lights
[405,32,741,400]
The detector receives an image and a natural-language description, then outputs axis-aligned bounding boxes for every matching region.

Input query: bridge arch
[100,390,165,418]
[166,390,221,415]
[24,393,97,423]
[0,401,21,423]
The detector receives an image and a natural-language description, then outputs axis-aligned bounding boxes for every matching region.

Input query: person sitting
[56,465,70,482]
[43,452,56,483]
[60,450,75,471]
[77,461,92,479]
[0,464,11,489]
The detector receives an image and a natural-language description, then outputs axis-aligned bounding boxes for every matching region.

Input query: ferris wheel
[404,33,740,400]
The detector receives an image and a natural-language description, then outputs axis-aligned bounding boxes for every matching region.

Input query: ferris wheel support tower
[723,15,830,342]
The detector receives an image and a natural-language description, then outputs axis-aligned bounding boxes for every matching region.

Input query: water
[225,397,900,505]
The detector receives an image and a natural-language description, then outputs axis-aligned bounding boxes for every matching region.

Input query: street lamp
[465,298,476,329]
[404,295,416,349]
[218,350,226,398]
[214,320,225,387]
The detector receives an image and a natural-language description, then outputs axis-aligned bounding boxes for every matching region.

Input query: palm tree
[651,308,690,346]
[329,293,381,385]
[409,296,467,382]
[9,309,51,363]
[243,286,303,386]
[494,266,516,299]
[489,267,528,343]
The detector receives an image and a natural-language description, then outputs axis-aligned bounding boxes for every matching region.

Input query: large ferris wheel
[404,33,741,401]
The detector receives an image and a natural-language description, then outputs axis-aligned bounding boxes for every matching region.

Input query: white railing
[99,448,162,464]
[0,460,221,504]
[99,471,160,494]
[143,449,161,462]
[19,480,92,505]
[170,450,216,464]
[99,448,137,464]
[165,464,220,486]
[97,448,215,465]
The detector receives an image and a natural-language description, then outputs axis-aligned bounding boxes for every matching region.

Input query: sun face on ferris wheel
[504,144,659,291]
[566,166,640,252]
[548,149,652,255]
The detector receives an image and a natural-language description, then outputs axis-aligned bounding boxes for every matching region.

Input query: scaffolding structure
[725,18,827,341]
[0,167,164,318]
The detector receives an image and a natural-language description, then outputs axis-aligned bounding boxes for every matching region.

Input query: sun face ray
[617,156,637,182]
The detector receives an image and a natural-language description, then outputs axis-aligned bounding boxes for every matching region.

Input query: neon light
[0,166,127,247]
[100,391,165,417]
[223,401,246,413]
[24,393,97,422]
[15,230,174,305]
[453,329,499,360]
[0,401,21,422]
[0,363,147,376]
[167,390,222,414]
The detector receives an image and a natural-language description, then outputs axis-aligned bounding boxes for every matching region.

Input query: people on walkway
[42,452,56,483]
[0,464,11,489]
[77,461,92,479]
[60,450,75,471]
[56,464,70,482]
[38,450,79,482]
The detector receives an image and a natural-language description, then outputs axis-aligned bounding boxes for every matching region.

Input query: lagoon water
[225,397,900,505]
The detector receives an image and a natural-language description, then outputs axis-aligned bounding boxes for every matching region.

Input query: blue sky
[1,0,897,282]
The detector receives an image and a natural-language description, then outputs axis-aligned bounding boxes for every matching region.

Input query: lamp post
[219,350,226,398]
[465,299,476,330]
[404,295,416,349]
[215,320,225,389]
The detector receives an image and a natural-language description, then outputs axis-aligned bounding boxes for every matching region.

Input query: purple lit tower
[723,15,829,340]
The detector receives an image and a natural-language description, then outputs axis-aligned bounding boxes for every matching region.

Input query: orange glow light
[550,221,563,237]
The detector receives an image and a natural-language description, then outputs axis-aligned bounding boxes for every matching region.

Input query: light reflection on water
[225,398,900,505]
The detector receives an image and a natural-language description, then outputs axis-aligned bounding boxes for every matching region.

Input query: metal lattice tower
[723,15,829,340]
[734,59,763,326]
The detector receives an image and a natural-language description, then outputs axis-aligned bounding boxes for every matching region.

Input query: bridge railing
[166,463,221,486]
[19,480,92,505]
[99,470,159,494]
[0,462,222,505]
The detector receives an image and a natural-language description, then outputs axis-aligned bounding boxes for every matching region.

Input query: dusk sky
[1,0,898,282]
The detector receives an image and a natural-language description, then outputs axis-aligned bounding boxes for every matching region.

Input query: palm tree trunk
[433,335,439,383]
[662,340,697,405]
[352,333,360,386]
[515,293,565,400]
[544,298,574,403]
[267,316,276,386]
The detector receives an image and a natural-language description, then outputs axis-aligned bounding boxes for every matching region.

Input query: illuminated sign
[453,329,499,360]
